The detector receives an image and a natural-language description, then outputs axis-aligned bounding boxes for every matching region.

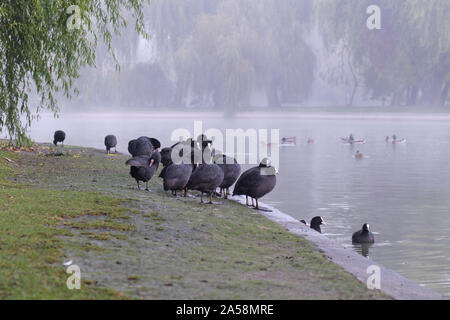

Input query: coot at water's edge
[232,158,278,210]
[104,135,117,154]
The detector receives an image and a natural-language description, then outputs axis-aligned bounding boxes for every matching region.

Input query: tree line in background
[70,0,450,110]
[317,0,450,107]
[1,0,450,142]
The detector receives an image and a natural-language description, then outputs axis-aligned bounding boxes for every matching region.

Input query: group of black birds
[122,133,278,210]
[53,130,375,244]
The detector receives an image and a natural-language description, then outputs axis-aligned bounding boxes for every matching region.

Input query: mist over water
[27,112,450,297]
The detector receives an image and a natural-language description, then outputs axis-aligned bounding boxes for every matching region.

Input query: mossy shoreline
[0,141,388,299]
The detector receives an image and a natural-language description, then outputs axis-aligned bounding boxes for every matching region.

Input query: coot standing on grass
[184,140,223,203]
[232,158,278,210]
[53,130,66,146]
[159,138,195,179]
[214,154,241,199]
[185,162,224,203]
[352,224,375,244]
[125,152,161,191]
[158,147,174,179]
[163,163,193,196]
[104,135,117,154]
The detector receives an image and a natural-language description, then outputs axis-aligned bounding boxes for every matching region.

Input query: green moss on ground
[0,149,128,299]
[0,142,389,299]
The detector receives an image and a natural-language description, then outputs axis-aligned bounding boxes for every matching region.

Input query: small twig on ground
[2,156,17,164]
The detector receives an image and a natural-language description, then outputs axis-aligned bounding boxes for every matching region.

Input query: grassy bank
[0,142,388,299]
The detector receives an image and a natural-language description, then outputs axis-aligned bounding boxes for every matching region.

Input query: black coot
[149,138,161,150]
[138,136,161,151]
[125,152,161,190]
[214,154,241,199]
[160,147,173,166]
[53,130,66,146]
[352,224,375,244]
[128,137,153,157]
[185,162,224,203]
[104,135,117,154]
[159,139,194,178]
[163,163,193,196]
[310,216,326,233]
[159,147,174,179]
[232,158,277,210]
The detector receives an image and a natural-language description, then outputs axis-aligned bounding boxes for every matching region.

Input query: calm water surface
[25,112,450,297]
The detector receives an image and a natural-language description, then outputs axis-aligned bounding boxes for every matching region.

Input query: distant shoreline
[40,110,450,122]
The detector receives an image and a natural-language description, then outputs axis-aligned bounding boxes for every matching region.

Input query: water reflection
[353,243,373,258]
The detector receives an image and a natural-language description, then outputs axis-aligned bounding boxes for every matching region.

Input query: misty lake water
[24,112,450,297]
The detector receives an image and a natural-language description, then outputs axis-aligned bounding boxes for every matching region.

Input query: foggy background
[51,0,450,111]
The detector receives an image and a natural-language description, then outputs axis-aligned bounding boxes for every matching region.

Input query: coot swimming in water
[125,152,161,190]
[232,158,278,210]
[53,130,66,146]
[310,216,326,233]
[104,135,117,154]
[352,224,375,244]
[214,154,241,199]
